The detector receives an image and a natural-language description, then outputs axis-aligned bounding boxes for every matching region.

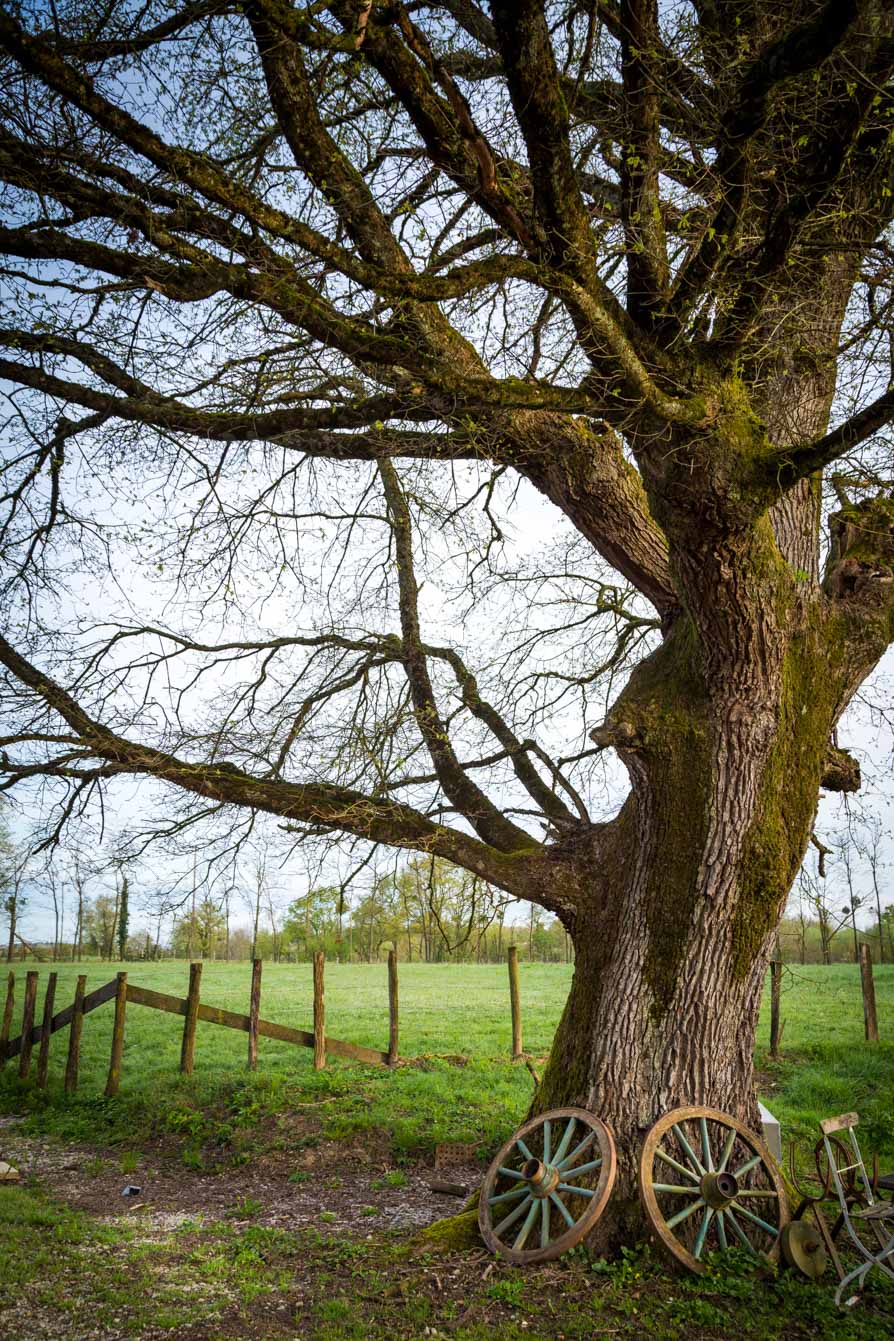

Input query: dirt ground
[0,1112,478,1238]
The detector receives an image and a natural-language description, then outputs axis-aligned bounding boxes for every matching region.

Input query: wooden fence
[0,952,401,1096]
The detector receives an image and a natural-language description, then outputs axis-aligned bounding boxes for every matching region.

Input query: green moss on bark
[731,620,840,978]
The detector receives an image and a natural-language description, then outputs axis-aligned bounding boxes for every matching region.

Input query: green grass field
[1,958,892,1162]
[1,959,893,1339]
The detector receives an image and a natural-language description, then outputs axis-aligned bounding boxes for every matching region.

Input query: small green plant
[487,1276,525,1306]
[119,1151,139,1175]
[372,1169,408,1190]
[319,1210,337,1223]
[360,1205,377,1217]
[288,1170,309,1184]
[228,1197,263,1219]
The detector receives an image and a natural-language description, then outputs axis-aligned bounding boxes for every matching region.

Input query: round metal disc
[781,1220,827,1279]
[639,1105,790,1274]
[479,1106,617,1265]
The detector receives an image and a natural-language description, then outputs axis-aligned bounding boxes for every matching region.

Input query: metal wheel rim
[479,1106,617,1264]
[639,1105,789,1274]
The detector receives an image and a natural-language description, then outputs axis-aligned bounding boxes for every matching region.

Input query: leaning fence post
[36,972,57,1088]
[508,945,522,1059]
[65,975,87,1095]
[18,970,39,1080]
[0,972,14,1071]
[313,950,326,1070]
[387,949,399,1067]
[105,972,128,1096]
[860,943,879,1042]
[180,961,202,1075]
[248,958,262,1071]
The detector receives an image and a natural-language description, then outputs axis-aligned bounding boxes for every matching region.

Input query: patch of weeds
[361,1205,378,1217]
[119,1150,139,1175]
[319,1210,338,1223]
[487,1276,526,1306]
[227,1196,263,1219]
[289,1170,309,1184]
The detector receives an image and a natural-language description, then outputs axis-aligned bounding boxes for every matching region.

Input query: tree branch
[0,632,534,892]
[377,458,535,852]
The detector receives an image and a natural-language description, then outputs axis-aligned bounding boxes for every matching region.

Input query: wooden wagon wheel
[639,1105,789,1274]
[479,1106,617,1265]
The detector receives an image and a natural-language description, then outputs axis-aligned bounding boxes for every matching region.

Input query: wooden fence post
[65,975,87,1095]
[387,949,399,1067]
[508,946,522,1059]
[313,950,325,1070]
[860,943,879,1043]
[769,958,782,1059]
[105,973,128,1096]
[248,958,262,1071]
[0,972,14,1071]
[18,970,38,1080]
[509,944,525,1056]
[180,962,202,1075]
[36,972,57,1088]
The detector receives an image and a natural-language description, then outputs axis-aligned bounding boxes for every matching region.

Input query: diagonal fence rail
[0,953,400,1097]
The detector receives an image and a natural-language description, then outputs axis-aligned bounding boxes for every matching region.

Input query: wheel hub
[700,1170,739,1209]
[522,1157,561,1199]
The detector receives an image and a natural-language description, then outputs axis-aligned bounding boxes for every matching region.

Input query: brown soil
[0,1113,478,1239]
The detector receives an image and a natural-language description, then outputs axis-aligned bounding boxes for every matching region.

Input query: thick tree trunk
[533,570,861,1247]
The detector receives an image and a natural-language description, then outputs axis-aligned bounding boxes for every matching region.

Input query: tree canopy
[1,1,893,917]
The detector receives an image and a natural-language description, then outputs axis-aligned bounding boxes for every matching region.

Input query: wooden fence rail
[3,978,118,1060]
[0,958,394,1097]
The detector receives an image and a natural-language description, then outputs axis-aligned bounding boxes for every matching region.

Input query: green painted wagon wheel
[639,1105,789,1274]
[479,1106,617,1265]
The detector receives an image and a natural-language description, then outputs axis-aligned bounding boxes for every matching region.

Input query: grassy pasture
[1,959,893,1339]
[1,958,892,1164]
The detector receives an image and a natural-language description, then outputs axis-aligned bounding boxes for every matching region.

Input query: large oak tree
[2,0,894,1243]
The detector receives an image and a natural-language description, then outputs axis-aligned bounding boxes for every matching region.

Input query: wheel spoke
[550,1191,576,1228]
[735,1188,779,1199]
[716,1209,729,1250]
[672,1124,706,1177]
[558,1158,602,1181]
[552,1117,577,1166]
[655,1147,699,1183]
[540,1196,550,1249]
[494,1193,533,1237]
[718,1126,737,1173]
[542,1119,551,1165]
[514,1198,540,1250]
[498,1165,526,1180]
[557,1183,595,1197]
[516,1138,535,1163]
[694,1207,714,1259]
[653,1183,700,1194]
[666,1198,705,1230]
[733,1152,763,1179]
[700,1118,714,1172]
[557,1131,597,1171]
[731,1202,779,1238]
[724,1208,755,1250]
[488,1186,528,1207]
